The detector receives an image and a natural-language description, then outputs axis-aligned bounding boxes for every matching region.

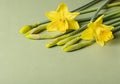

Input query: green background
[0,0,120,84]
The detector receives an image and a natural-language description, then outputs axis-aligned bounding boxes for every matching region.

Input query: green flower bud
[63,40,95,52]
[19,23,39,34]
[19,25,33,34]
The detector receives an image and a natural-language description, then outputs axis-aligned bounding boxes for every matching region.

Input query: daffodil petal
[94,15,104,25]
[47,21,58,32]
[46,11,58,21]
[67,12,80,20]
[68,20,80,30]
[56,3,68,13]
[81,28,94,40]
[96,39,105,46]
[47,20,68,32]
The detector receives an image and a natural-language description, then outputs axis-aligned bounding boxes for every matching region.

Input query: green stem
[107,2,120,8]
[80,2,120,14]
[112,26,120,34]
[105,18,120,25]
[72,0,102,12]
[37,20,50,25]
[107,14,120,21]
[77,9,120,22]
[104,9,120,18]
[90,0,112,22]
[112,22,120,27]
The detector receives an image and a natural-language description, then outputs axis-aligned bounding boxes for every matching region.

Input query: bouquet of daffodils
[19,0,120,52]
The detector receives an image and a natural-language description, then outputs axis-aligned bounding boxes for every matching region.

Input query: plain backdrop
[0,0,120,84]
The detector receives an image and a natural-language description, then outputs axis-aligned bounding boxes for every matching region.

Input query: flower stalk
[71,0,102,12]
[90,0,112,22]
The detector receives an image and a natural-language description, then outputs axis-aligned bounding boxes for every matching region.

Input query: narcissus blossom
[46,3,80,33]
[81,15,114,46]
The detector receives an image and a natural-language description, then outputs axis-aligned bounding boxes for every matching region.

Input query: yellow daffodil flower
[46,3,80,33]
[81,15,114,46]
